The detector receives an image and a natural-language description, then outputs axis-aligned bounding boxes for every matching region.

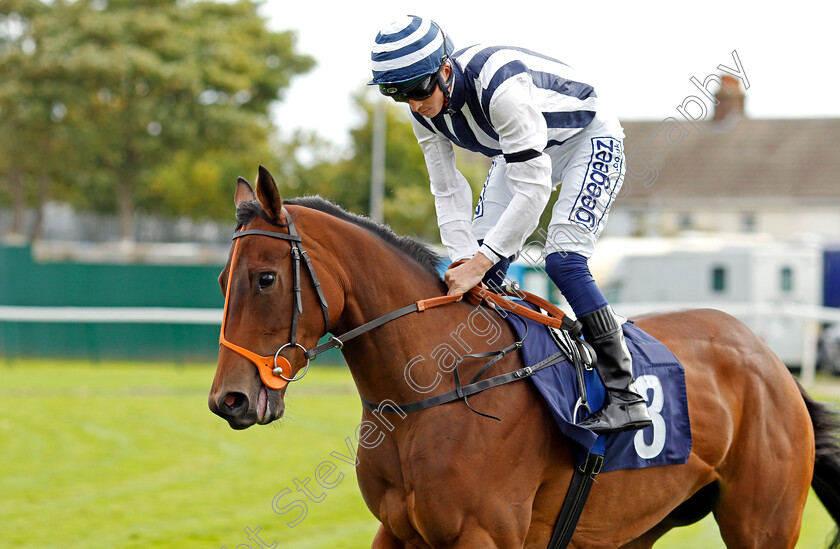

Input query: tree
[0,0,313,241]
[0,0,71,240]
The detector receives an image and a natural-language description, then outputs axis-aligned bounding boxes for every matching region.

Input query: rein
[306,287,579,359]
[219,208,580,393]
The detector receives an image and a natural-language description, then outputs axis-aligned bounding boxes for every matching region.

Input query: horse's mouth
[256,384,285,426]
[256,385,271,425]
[215,384,284,430]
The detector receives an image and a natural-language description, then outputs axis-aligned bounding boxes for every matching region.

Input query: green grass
[0,361,837,548]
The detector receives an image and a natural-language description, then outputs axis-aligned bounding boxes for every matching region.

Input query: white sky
[262,0,837,149]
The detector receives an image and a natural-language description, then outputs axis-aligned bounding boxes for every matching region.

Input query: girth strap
[360,349,567,414]
[547,452,604,549]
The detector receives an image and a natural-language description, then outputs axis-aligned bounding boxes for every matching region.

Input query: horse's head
[208,166,341,429]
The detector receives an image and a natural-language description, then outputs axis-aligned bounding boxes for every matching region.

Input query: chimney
[713,74,745,121]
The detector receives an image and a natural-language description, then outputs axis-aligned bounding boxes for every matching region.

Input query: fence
[2,299,836,385]
[0,306,352,365]
[0,242,225,362]
[2,239,838,379]
[0,308,220,364]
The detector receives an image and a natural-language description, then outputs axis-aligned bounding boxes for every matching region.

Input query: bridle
[217,205,459,391]
[219,205,580,393]
[219,206,330,391]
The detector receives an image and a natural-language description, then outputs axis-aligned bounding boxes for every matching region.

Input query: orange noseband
[218,209,330,391]
[219,238,295,390]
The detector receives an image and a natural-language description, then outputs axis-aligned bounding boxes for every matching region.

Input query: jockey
[369,15,651,435]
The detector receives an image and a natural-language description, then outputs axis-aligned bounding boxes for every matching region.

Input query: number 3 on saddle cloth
[506,305,692,472]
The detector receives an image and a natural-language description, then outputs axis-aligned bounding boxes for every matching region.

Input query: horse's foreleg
[447,528,504,548]
[373,522,515,549]
[372,524,410,549]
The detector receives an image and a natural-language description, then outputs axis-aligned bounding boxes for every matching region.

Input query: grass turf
[0,361,836,548]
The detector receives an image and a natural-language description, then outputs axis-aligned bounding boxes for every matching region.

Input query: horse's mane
[235,196,443,280]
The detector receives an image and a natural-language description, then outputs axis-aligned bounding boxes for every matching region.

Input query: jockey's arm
[478,73,553,264]
[412,117,479,262]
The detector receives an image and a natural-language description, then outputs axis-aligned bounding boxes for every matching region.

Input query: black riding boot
[577,306,652,434]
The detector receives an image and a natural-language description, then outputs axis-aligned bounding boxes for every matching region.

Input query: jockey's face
[408,62,450,119]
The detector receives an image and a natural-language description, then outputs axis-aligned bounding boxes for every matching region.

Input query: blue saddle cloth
[505,307,692,473]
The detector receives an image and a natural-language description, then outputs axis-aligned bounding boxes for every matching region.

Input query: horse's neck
[336,237,445,337]
[300,209,515,404]
[321,228,461,402]
[345,255,441,325]
[339,249,518,406]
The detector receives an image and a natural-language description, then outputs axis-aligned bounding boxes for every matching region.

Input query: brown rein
[304,285,578,361]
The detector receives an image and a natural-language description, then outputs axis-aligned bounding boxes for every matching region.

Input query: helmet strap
[437,59,455,115]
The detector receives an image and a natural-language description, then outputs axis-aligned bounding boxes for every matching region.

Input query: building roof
[619,117,840,205]
[616,77,840,206]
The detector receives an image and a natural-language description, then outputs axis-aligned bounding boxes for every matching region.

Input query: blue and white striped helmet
[370,16,453,85]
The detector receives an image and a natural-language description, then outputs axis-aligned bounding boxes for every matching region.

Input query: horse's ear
[255,165,283,222]
[234,177,256,206]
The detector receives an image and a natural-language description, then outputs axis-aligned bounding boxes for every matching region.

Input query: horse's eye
[258,272,276,289]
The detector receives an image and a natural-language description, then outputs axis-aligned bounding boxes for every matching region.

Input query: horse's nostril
[221,392,248,414]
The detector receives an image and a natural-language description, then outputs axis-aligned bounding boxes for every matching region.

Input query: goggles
[378,62,443,103]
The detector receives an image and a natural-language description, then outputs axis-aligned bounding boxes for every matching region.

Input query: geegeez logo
[569,137,623,232]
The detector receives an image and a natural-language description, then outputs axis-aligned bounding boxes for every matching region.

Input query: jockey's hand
[445,253,494,296]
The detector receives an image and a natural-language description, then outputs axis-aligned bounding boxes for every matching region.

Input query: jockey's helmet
[369,16,454,105]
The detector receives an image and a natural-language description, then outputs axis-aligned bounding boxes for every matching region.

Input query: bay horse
[209,166,840,548]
